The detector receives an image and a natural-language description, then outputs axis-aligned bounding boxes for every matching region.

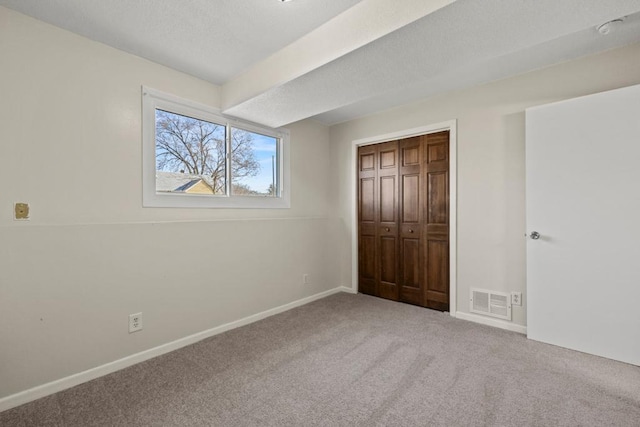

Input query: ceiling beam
[222,0,640,128]
[221,0,455,112]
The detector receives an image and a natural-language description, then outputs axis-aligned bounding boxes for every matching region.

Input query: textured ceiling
[2,0,640,127]
[315,10,640,125]
[0,0,363,84]
[224,0,640,127]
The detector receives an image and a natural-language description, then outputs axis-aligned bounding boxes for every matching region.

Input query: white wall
[330,42,640,328]
[0,7,339,400]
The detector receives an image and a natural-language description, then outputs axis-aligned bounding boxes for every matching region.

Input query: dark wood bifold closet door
[357,131,450,311]
[357,144,377,297]
[398,136,423,306]
[377,141,399,301]
[423,131,450,311]
[357,140,400,300]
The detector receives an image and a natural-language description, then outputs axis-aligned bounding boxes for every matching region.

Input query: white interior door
[526,84,640,366]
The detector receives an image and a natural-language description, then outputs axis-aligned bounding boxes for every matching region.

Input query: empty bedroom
[1,1,639,425]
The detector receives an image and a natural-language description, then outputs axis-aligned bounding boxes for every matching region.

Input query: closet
[357,131,450,311]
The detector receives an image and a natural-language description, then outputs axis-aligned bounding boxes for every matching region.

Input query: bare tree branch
[155,111,261,194]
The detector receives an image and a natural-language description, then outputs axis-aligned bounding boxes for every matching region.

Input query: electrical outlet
[129,312,143,333]
[511,292,522,306]
[302,274,309,285]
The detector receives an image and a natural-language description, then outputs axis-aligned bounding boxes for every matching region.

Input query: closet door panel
[427,171,448,225]
[358,145,378,296]
[377,141,399,300]
[379,234,398,300]
[379,176,396,223]
[402,174,420,223]
[424,131,450,311]
[426,239,449,298]
[402,238,420,289]
[358,234,376,295]
[399,136,424,306]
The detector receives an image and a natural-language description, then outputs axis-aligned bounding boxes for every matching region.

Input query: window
[142,87,289,208]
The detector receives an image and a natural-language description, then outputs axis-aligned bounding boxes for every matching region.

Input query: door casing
[349,120,457,315]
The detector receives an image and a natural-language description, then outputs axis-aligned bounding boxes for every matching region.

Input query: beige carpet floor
[1,292,639,426]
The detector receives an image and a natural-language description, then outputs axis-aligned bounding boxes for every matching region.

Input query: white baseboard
[339,285,357,294]
[0,286,348,413]
[455,311,527,335]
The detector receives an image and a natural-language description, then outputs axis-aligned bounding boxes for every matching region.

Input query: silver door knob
[529,231,541,240]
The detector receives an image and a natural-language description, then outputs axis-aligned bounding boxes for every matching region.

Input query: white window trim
[142,86,290,209]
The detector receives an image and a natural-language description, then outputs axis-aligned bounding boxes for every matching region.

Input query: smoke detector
[597,19,624,35]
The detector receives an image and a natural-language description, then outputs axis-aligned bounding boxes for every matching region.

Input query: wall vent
[470,288,512,321]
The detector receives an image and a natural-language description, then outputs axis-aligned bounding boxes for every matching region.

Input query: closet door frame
[350,120,457,316]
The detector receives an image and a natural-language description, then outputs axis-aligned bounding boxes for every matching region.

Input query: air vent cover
[470,288,512,320]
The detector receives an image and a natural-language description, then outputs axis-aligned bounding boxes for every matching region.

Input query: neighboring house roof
[155,171,215,194]
[174,179,204,192]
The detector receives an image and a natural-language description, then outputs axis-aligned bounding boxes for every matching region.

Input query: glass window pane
[155,109,226,195]
[230,128,278,196]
